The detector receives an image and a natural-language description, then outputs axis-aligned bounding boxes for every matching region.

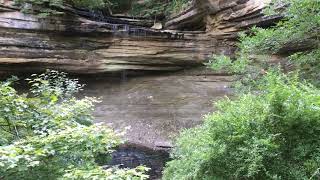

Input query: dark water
[108,144,170,179]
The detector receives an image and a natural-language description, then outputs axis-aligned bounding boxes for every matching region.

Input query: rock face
[0,3,236,75]
[80,68,233,149]
[165,0,281,37]
[204,0,281,37]
[0,0,282,75]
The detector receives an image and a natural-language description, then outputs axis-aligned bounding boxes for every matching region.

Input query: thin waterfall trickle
[124,24,130,36]
[120,70,127,123]
[111,24,118,36]
[80,8,186,40]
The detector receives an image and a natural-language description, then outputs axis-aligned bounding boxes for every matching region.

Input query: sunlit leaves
[0,70,148,179]
[164,73,320,179]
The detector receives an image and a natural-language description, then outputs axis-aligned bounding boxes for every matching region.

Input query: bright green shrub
[62,166,149,180]
[240,0,319,54]
[205,55,249,74]
[0,70,149,179]
[289,49,320,86]
[165,1,320,179]
[163,72,320,179]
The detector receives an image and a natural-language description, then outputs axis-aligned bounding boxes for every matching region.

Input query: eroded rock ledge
[0,3,236,75]
[166,0,281,38]
[0,0,281,75]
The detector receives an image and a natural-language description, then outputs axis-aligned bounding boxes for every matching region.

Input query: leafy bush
[207,0,319,86]
[164,1,320,179]
[289,49,320,86]
[205,55,249,74]
[163,72,320,179]
[240,0,319,54]
[0,70,149,179]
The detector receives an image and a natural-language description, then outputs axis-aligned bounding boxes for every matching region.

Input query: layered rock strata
[165,0,281,38]
[0,3,235,75]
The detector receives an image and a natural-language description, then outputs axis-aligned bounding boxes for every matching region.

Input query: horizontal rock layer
[0,4,235,75]
[165,0,281,37]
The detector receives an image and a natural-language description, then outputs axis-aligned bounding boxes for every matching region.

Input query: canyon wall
[166,0,280,37]
[0,0,280,75]
[0,3,235,75]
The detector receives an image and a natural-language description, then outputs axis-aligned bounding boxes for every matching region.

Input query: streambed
[80,69,233,179]
[81,70,232,149]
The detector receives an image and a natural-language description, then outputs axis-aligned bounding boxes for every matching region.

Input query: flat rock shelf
[80,69,233,149]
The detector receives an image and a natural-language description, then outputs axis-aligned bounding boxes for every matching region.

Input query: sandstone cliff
[0,0,279,75]
[0,2,233,75]
[166,0,281,37]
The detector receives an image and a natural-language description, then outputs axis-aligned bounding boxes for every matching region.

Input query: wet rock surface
[80,69,233,149]
[81,69,233,179]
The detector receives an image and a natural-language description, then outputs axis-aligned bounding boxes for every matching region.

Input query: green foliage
[163,72,320,179]
[14,0,111,16]
[129,0,191,18]
[0,125,119,179]
[165,1,320,179]
[63,166,150,180]
[239,0,320,85]
[240,0,319,54]
[205,55,249,74]
[289,49,320,86]
[207,0,319,87]
[0,70,148,180]
[130,0,167,18]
